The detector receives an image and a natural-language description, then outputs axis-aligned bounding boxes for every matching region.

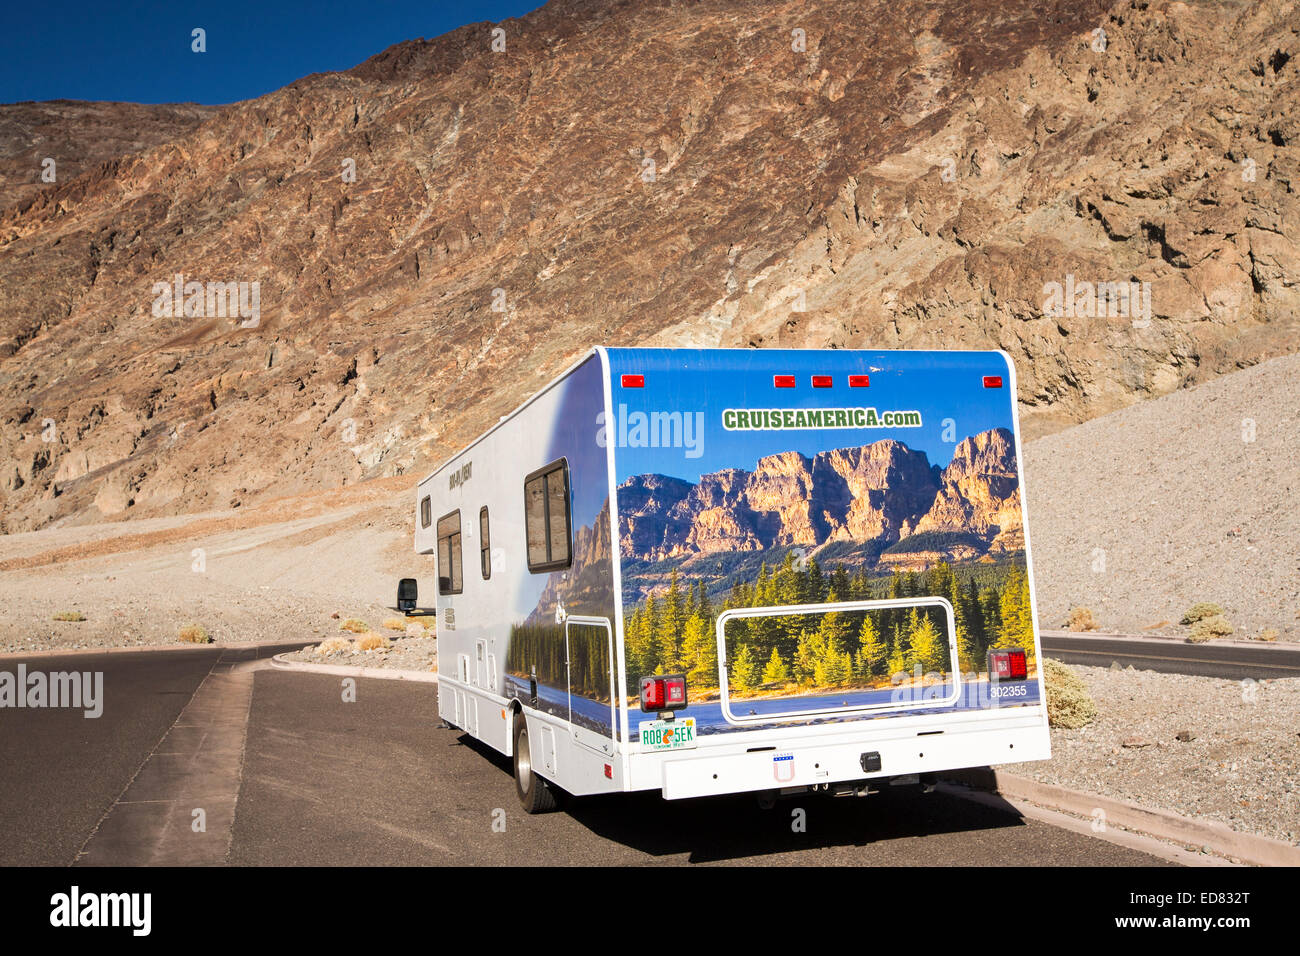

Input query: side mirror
[397,578,418,611]
[438,575,451,594]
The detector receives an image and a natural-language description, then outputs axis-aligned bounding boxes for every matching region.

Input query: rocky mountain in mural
[618,428,1021,567]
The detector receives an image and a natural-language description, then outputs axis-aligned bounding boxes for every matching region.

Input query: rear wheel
[513,713,558,813]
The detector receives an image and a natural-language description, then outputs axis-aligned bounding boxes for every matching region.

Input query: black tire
[513,713,558,814]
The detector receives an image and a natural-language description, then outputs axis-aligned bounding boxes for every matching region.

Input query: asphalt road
[0,647,223,866]
[229,670,1162,866]
[1039,631,1300,680]
[0,643,309,866]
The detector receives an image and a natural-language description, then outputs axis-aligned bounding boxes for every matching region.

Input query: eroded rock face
[0,0,1296,531]
[912,427,1022,542]
[0,101,218,213]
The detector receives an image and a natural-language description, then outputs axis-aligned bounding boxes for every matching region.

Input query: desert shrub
[382,617,408,631]
[1258,629,1279,642]
[339,618,369,633]
[52,611,86,622]
[315,636,354,656]
[1065,607,1099,632]
[356,633,390,652]
[1180,602,1225,625]
[1042,657,1097,729]
[178,624,211,644]
[1188,615,1234,642]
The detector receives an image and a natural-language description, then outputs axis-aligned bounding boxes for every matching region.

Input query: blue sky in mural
[604,349,1017,484]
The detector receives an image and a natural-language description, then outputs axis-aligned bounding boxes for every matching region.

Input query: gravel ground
[0,490,418,653]
[1002,663,1300,845]
[281,629,439,672]
[1024,352,1300,642]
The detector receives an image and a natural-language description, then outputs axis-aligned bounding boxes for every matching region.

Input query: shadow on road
[451,732,1027,863]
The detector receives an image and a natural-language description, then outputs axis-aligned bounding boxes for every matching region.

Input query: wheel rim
[517,725,533,790]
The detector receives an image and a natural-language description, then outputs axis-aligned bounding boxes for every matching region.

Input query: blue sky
[604,349,1018,484]
[0,1,544,105]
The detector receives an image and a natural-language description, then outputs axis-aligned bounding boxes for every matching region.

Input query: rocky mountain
[0,100,218,213]
[1,0,1297,532]
[617,428,1020,566]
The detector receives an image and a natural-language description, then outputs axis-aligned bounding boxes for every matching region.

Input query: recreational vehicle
[410,348,1049,812]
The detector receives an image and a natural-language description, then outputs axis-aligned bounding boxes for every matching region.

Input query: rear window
[524,460,571,573]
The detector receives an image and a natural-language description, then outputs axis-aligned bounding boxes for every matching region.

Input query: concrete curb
[0,639,313,662]
[935,784,1238,867]
[946,768,1300,867]
[268,652,439,684]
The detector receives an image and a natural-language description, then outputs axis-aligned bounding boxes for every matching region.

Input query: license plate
[639,717,697,751]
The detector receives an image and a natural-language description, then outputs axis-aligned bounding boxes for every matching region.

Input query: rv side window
[523,460,571,573]
[479,506,491,580]
[420,496,431,529]
[436,510,462,594]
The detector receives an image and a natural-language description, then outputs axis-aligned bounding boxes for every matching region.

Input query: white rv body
[416,347,1050,805]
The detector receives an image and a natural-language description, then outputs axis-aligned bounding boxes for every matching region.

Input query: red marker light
[621,374,645,388]
[773,375,796,388]
[983,375,1003,389]
[640,676,664,710]
[811,375,833,388]
[988,648,1028,681]
[604,763,613,779]
[640,674,689,712]
[848,375,870,387]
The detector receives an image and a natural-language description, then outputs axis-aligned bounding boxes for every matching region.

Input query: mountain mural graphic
[617,428,1023,567]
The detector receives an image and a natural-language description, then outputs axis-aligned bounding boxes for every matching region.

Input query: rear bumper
[632,711,1049,800]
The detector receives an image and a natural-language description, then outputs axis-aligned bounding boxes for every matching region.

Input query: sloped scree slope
[0,0,1296,533]
[1024,351,1300,641]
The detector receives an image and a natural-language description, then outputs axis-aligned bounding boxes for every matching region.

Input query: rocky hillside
[0,100,218,213]
[618,428,1020,566]
[1,0,1296,532]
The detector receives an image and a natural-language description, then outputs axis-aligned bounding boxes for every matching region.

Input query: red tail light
[983,375,1003,388]
[988,648,1028,681]
[640,674,688,711]
[621,374,645,388]
[811,375,833,388]
[848,375,870,387]
[773,375,796,388]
